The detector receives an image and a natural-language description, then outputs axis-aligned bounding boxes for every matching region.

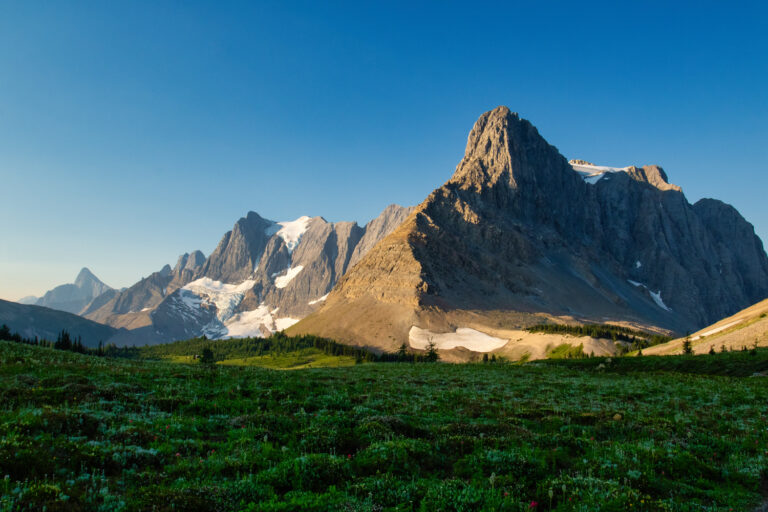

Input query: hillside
[645,298,768,355]
[0,298,118,347]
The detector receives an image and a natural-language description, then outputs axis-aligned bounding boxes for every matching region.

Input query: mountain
[0,298,118,347]
[84,205,414,344]
[288,106,768,358]
[82,251,206,330]
[17,296,39,305]
[34,268,113,314]
[644,298,768,355]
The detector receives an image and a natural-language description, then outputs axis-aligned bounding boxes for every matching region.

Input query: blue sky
[1,1,766,300]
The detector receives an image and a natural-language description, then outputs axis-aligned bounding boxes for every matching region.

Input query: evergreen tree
[200,347,215,365]
[425,340,439,362]
[682,336,693,355]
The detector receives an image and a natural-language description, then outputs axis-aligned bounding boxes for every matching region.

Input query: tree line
[527,323,672,347]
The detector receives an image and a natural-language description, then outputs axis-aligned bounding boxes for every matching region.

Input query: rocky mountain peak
[449,106,579,201]
[74,267,97,287]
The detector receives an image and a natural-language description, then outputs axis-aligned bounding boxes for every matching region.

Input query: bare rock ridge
[82,204,414,344]
[289,106,768,356]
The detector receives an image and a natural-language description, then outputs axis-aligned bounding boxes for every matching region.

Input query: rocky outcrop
[289,107,768,355]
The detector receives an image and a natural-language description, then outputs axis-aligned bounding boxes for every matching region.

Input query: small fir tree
[200,347,215,365]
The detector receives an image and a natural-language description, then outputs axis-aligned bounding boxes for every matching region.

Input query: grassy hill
[2,340,767,511]
[645,298,768,356]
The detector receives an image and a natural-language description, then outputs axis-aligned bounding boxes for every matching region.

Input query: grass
[158,348,357,369]
[1,340,767,511]
[215,347,358,369]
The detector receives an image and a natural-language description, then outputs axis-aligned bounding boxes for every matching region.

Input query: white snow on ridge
[274,266,304,288]
[635,260,642,269]
[182,278,255,322]
[408,326,509,352]
[308,293,329,305]
[571,163,631,185]
[265,216,312,253]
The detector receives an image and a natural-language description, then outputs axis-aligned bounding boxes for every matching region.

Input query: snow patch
[627,279,672,312]
[571,163,631,185]
[635,260,642,269]
[223,305,274,338]
[308,293,329,305]
[408,326,508,353]
[649,290,671,312]
[219,304,300,338]
[275,317,300,330]
[265,216,312,253]
[274,266,304,288]
[692,321,739,340]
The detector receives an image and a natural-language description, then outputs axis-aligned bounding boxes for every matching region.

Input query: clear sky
[1,1,766,301]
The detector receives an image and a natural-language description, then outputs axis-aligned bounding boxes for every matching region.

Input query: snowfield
[308,293,329,305]
[181,278,255,322]
[408,326,509,352]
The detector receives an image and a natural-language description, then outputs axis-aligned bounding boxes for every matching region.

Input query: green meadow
[1,340,767,511]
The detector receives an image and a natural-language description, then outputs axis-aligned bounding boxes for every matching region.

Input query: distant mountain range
[8,107,768,357]
[29,204,412,345]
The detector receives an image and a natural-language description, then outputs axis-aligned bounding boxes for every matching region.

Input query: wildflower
[175,452,181,457]
[504,492,509,497]
[347,454,352,459]
[529,501,538,508]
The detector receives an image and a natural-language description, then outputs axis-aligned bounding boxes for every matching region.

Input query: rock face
[85,204,414,344]
[83,254,207,330]
[34,268,113,315]
[289,106,768,356]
